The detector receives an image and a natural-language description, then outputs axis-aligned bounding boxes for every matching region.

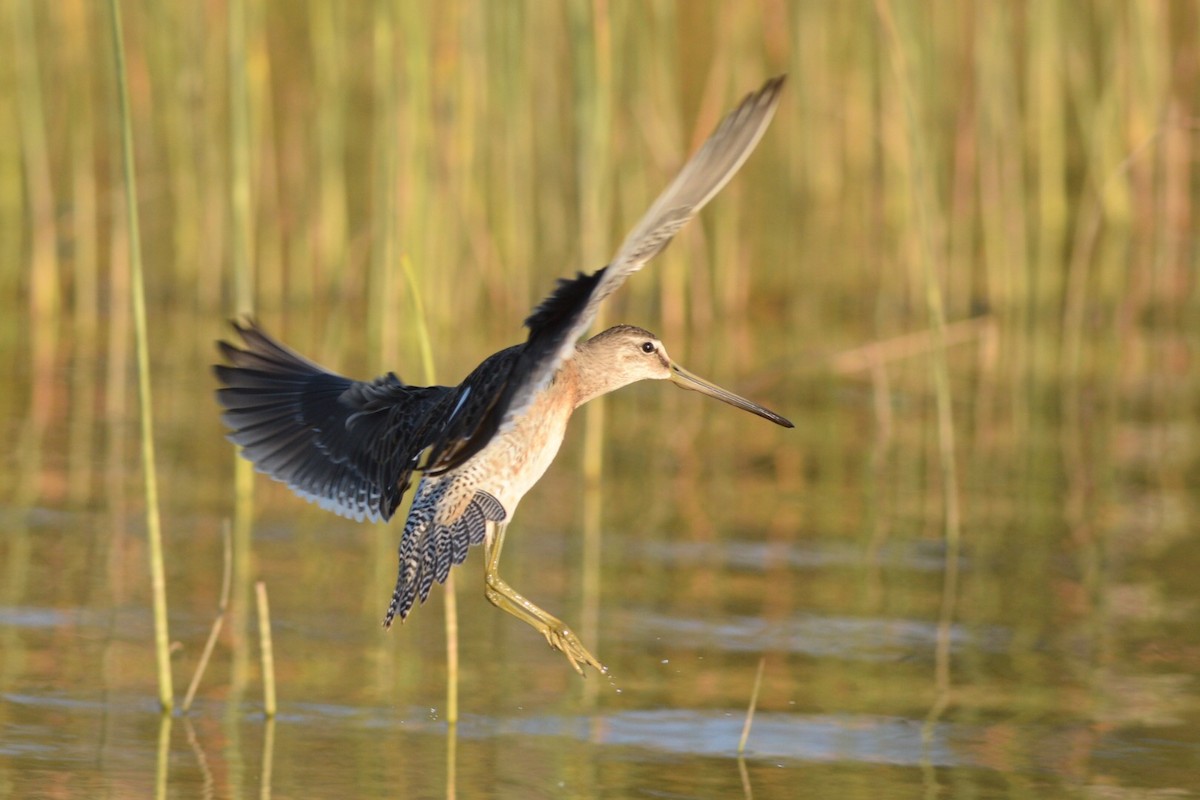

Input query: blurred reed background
[6,0,1195,502]
[2,0,1198,724]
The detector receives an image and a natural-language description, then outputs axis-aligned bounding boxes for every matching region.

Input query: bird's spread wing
[426,75,785,473]
[214,320,454,522]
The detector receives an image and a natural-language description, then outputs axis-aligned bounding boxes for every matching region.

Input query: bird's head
[578,325,793,428]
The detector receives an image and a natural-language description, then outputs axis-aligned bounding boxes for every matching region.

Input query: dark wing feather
[214,320,453,522]
[421,344,525,475]
[427,75,786,473]
[521,267,607,338]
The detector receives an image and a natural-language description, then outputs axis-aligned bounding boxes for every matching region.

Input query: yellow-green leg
[483,522,606,676]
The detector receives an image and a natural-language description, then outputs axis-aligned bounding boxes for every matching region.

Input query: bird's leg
[483,522,606,676]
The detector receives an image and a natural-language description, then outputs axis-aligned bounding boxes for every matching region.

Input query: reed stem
[874,0,962,724]
[227,0,258,714]
[182,522,233,712]
[737,656,766,754]
[154,713,172,800]
[107,0,174,714]
[401,254,456,722]
[255,581,277,717]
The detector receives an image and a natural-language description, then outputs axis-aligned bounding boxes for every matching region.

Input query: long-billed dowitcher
[215,76,790,675]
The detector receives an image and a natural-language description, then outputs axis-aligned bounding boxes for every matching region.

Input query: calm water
[5,2,1200,798]
[3,321,1198,798]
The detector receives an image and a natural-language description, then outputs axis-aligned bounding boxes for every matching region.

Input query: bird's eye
[641,342,655,354]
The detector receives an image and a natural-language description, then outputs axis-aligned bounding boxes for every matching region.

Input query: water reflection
[4,423,1200,797]
[14,682,1200,799]
[632,537,956,572]
[625,611,1010,660]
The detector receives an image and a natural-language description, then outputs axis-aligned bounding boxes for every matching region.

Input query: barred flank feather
[383,482,506,627]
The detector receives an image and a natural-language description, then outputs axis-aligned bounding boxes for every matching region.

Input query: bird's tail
[383,485,506,626]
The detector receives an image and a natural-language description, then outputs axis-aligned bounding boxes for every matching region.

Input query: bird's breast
[463,379,577,517]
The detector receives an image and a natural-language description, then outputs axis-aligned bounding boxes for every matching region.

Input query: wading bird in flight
[215,76,790,675]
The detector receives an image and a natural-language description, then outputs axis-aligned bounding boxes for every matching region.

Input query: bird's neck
[568,341,629,409]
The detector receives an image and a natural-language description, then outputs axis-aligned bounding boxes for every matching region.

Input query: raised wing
[427,75,785,473]
[214,320,454,522]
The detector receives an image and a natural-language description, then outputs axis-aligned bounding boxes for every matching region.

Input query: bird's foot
[482,567,607,676]
[542,625,606,677]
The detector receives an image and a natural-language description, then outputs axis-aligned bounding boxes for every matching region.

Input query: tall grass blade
[228,0,258,711]
[570,0,614,702]
[400,254,456,722]
[738,656,766,754]
[107,0,174,714]
[15,0,61,323]
[255,581,277,717]
[874,0,962,731]
[154,713,172,800]
[261,717,277,799]
[182,521,233,713]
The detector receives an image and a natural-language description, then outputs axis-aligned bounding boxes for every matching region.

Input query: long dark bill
[669,363,793,428]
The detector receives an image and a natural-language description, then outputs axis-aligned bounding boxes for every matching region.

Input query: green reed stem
[155,713,172,800]
[261,716,277,799]
[402,255,438,386]
[570,0,613,696]
[228,0,254,317]
[874,0,962,720]
[370,1,398,371]
[227,0,257,715]
[738,656,766,754]
[255,581,277,717]
[13,0,59,512]
[309,0,348,307]
[107,0,174,714]
[445,706,458,800]
[401,253,457,722]
[67,2,100,509]
[15,0,61,323]
[182,521,233,712]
